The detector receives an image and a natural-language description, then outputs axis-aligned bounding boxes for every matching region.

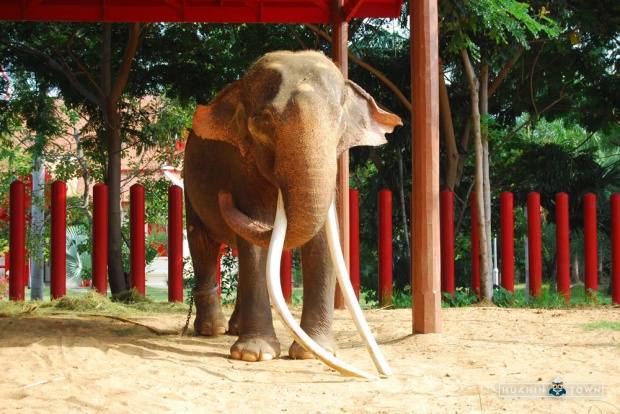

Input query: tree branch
[6,41,101,106]
[65,24,106,100]
[304,24,411,113]
[488,46,523,97]
[108,23,144,105]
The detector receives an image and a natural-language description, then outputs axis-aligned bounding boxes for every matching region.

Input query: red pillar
[349,189,360,301]
[555,193,570,302]
[168,185,183,302]
[611,194,620,305]
[92,183,108,295]
[440,190,454,297]
[50,181,67,299]
[527,192,542,298]
[583,193,598,295]
[9,180,26,301]
[470,193,480,298]
[378,189,392,306]
[500,192,514,293]
[280,250,292,304]
[130,184,146,296]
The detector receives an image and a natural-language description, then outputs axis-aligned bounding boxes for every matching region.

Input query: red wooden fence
[6,181,620,306]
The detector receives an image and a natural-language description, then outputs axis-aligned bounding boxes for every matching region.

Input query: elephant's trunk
[274,98,339,250]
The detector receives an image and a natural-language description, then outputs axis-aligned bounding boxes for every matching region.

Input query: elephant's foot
[193,287,227,336]
[289,337,339,360]
[230,336,281,362]
[227,304,240,335]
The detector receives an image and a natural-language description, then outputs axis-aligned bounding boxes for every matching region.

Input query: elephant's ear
[192,81,250,157]
[339,80,403,156]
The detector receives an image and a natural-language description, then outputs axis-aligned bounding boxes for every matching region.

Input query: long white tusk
[325,199,393,376]
[266,190,378,379]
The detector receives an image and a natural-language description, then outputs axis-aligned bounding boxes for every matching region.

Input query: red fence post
[500,192,514,293]
[9,180,26,301]
[168,185,183,302]
[378,189,392,306]
[555,192,570,302]
[583,193,598,296]
[92,183,108,295]
[280,250,292,304]
[470,193,480,298]
[440,190,455,298]
[130,184,146,296]
[527,192,542,298]
[349,189,360,301]
[611,194,620,305]
[50,181,67,299]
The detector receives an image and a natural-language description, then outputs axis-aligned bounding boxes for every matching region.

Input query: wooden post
[50,181,67,300]
[500,192,514,293]
[411,0,441,333]
[332,0,349,310]
[440,189,455,298]
[555,192,570,302]
[130,184,146,296]
[168,185,184,302]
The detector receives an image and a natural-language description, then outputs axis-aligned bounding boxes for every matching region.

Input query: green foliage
[66,226,93,286]
[440,0,559,56]
[581,321,620,331]
[391,286,412,309]
[442,288,479,307]
[219,247,238,304]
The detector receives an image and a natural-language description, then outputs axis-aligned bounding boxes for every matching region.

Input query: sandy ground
[1,305,619,413]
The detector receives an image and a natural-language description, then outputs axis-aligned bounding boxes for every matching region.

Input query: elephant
[184,50,401,375]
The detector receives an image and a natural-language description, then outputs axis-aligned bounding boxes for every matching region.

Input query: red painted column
[470,193,480,298]
[168,185,183,302]
[51,181,67,299]
[280,250,293,304]
[130,184,146,296]
[583,193,598,295]
[349,189,360,301]
[611,194,620,305]
[9,180,26,301]
[92,183,108,295]
[527,192,542,298]
[378,189,392,306]
[555,193,570,302]
[500,192,514,293]
[440,190,454,297]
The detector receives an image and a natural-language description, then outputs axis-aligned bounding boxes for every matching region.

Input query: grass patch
[0,289,188,318]
[581,321,620,331]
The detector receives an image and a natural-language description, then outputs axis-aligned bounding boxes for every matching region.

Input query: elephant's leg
[230,239,280,361]
[289,227,338,359]
[227,300,240,335]
[186,202,227,336]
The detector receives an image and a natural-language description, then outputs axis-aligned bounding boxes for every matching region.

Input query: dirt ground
[1,305,619,413]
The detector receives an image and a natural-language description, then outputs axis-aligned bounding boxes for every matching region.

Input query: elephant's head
[193,50,402,250]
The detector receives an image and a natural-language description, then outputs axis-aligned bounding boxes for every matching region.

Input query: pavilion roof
[0,0,403,24]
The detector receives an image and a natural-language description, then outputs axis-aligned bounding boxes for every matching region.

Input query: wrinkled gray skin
[184,50,401,362]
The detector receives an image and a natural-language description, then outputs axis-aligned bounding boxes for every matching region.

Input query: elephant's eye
[248,113,275,147]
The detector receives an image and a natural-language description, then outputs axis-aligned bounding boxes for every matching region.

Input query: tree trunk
[30,154,45,300]
[101,23,144,294]
[571,256,580,284]
[439,63,459,191]
[480,58,493,291]
[461,48,492,301]
[397,147,411,272]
